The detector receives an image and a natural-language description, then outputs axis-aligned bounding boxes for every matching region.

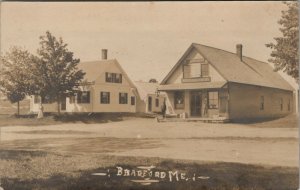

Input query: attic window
[183,59,209,78]
[106,72,122,83]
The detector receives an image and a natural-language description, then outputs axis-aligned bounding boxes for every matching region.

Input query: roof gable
[78,59,136,88]
[161,43,294,91]
[134,81,159,100]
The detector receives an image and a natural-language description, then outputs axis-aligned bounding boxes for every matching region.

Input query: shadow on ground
[0,149,47,160]
[0,137,163,153]
[1,159,298,190]
[0,112,157,127]
[231,114,298,128]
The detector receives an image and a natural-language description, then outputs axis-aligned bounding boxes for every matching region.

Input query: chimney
[236,44,243,61]
[102,49,108,60]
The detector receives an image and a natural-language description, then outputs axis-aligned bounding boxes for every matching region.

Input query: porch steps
[156,117,229,123]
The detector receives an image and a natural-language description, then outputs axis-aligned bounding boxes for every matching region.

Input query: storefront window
[208,91,218,109]
[174,91,184,109]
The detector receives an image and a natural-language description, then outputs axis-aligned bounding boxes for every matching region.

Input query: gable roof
[161,43,294,91]
[78,59,136,88]
[134,81,166,100]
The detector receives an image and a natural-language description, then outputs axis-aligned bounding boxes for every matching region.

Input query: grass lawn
[0,151,298,190]
[0,113,138,127]
[0,113,298,128]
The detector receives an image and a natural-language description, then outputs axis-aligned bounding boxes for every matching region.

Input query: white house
[134,81,167,113]
[30,49,138,113]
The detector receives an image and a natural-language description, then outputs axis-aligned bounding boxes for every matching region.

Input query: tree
[0,47,34,116]
[32,31,85,115]
[149,78,158,83]
[266,2,299,82]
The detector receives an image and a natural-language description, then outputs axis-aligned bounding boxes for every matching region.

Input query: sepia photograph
[0,1,299,190]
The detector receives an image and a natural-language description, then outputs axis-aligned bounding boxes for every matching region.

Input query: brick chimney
[102,49,108,60]
[236,44,243,61]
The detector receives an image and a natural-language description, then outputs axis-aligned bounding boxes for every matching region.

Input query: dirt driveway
[0,117,298,167]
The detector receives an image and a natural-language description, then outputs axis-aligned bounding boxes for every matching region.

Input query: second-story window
[201,64,209,77]
[183,59,209,78]
[106,72,122,83]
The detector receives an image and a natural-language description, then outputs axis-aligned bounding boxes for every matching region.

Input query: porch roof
[158,82,227,91]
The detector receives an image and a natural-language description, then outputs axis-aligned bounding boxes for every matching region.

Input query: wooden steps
[156,117,229,123]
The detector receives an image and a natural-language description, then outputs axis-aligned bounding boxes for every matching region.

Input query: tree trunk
[57,95,61,115]
[17,101,20,117]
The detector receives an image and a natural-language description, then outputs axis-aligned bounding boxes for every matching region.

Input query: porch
[158,82,229,121]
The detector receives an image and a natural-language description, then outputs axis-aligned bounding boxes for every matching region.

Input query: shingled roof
[77,59,136,88]
[161,43,294,91]
[77,60,114,82]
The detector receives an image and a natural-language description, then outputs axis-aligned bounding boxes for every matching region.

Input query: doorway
[148,96,152,112]
[190,92,202,117]
[61,96,66,111]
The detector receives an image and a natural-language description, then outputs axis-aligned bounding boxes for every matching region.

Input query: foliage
[0,47,34,115]
[149,78,158,83]
[266,2,299,81]
[32,31,85,113]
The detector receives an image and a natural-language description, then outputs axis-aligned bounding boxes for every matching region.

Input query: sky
[0,1,297,88]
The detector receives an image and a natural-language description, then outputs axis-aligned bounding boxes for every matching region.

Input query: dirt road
[0,117,298,167]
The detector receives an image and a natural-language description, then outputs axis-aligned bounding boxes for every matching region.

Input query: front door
[61,96,66,111]
[148,96,152,112]
[190,92,201,117]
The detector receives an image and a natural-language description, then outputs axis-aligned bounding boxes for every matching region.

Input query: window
[69,96,76,104]
[34,95,41,104]
[41,95,52,104]
[119,92,128,104]
[106,72,122,83]
[208,91,219,109]
[115,73,122,83]
[260,96,264,110]
[183,59,209,78]
[183,62,200,78]
[100,92,110,104]
[280,98,283,111]
[201,64,209,76]
[131,96,135,105]
[174,91,184,109]
[155,98,159,107]
[106,72,112,82]
[77,91,90,104]
[288,99,291,111]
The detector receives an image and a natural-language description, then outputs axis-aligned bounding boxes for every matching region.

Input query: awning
[158,82,227,91]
